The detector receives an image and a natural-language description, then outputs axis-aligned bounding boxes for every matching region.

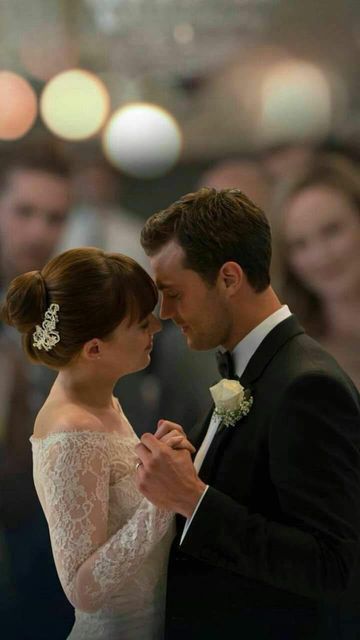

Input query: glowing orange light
[0,71,37,140]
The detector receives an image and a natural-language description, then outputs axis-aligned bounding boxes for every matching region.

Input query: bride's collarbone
[33,403,133,440]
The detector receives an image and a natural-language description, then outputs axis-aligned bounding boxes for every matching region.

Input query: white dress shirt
[180,305,292,544]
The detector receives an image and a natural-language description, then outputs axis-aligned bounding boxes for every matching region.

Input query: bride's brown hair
[0,247,158,369]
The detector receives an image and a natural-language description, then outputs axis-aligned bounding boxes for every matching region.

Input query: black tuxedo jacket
[165,316,360,640]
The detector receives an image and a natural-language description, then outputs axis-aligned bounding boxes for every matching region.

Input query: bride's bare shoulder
[33,401,103,439]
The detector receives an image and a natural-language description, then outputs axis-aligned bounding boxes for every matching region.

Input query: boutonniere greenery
[210,379,253,428]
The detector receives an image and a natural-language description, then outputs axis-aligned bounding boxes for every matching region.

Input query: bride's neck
[53,368,115,410]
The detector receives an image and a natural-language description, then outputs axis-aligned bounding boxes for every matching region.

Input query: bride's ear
[82,339,102,361]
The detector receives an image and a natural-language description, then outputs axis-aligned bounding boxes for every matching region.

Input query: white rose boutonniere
[209,379,253,428]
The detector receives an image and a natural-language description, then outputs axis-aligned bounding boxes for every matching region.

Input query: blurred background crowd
[0,0,359,638]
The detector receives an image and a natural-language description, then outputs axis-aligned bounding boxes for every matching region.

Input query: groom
[136,188,360,639]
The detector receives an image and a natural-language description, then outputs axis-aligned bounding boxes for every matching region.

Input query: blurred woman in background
[273,154,360,388]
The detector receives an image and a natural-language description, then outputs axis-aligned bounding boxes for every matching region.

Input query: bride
[1,247,194,640]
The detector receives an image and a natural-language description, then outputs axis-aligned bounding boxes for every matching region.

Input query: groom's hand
[135,433,206,518]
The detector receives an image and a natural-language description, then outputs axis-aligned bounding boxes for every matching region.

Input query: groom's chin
[184,334,208,351]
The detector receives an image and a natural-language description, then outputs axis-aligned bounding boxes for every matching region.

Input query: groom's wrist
[176,479,207,519]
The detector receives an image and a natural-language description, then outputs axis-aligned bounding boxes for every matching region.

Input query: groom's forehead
[150,241,184,266]
[153,268,190,292]
[155,267,201,292]
[155,274,182,290]
[150,243,185,278]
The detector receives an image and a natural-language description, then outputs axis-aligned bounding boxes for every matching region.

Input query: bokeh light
[19,26,78,82]
[174,23,195,45]
[0,71,37,140]
[40,69,110,140]
[260,60,332,142]
[102,103,182,178]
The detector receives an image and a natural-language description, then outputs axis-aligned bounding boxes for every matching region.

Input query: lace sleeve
[36,432,172,613]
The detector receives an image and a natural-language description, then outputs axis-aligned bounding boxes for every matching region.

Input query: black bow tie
[216,350,235,379]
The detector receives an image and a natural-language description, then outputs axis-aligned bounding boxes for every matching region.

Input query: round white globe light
[40,69,110,140]
[260,60,331,141]
[102,103,182,178]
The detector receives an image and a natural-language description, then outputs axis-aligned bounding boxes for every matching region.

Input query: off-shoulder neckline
[30,430,138,443]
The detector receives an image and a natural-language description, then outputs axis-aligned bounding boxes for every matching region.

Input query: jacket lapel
[198,315,305,484]
[239,315,304,388]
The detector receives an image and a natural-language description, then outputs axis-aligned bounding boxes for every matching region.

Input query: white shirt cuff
[179,485,209,545]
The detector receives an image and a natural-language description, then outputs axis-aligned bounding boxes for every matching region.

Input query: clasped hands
[135,420,207,518]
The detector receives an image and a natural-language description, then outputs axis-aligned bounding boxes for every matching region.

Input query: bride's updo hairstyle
[0,247,158,369]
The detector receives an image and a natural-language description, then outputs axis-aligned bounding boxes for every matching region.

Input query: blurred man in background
[58,155,148,269]
[0,141,74,639]
[199,157,271,210]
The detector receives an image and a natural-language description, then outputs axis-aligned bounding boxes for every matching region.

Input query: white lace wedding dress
[31,428,175,640]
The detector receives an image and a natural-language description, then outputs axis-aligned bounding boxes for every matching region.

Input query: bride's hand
[156,420,195,454]
[154,419,185,439]
[160,430,196,454]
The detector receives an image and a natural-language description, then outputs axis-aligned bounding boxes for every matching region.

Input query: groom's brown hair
[141,187,272,292]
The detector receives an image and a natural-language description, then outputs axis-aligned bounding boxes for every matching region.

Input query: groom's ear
[219,261,243,294]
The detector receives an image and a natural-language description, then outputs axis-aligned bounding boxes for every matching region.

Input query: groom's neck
[225,286,282,351]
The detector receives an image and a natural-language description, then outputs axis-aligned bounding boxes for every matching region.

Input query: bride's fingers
[159,428,196,453]
[155,420,185,439]
[175,439,196,454]
[166,435,196,454]
[159,429,185,445]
